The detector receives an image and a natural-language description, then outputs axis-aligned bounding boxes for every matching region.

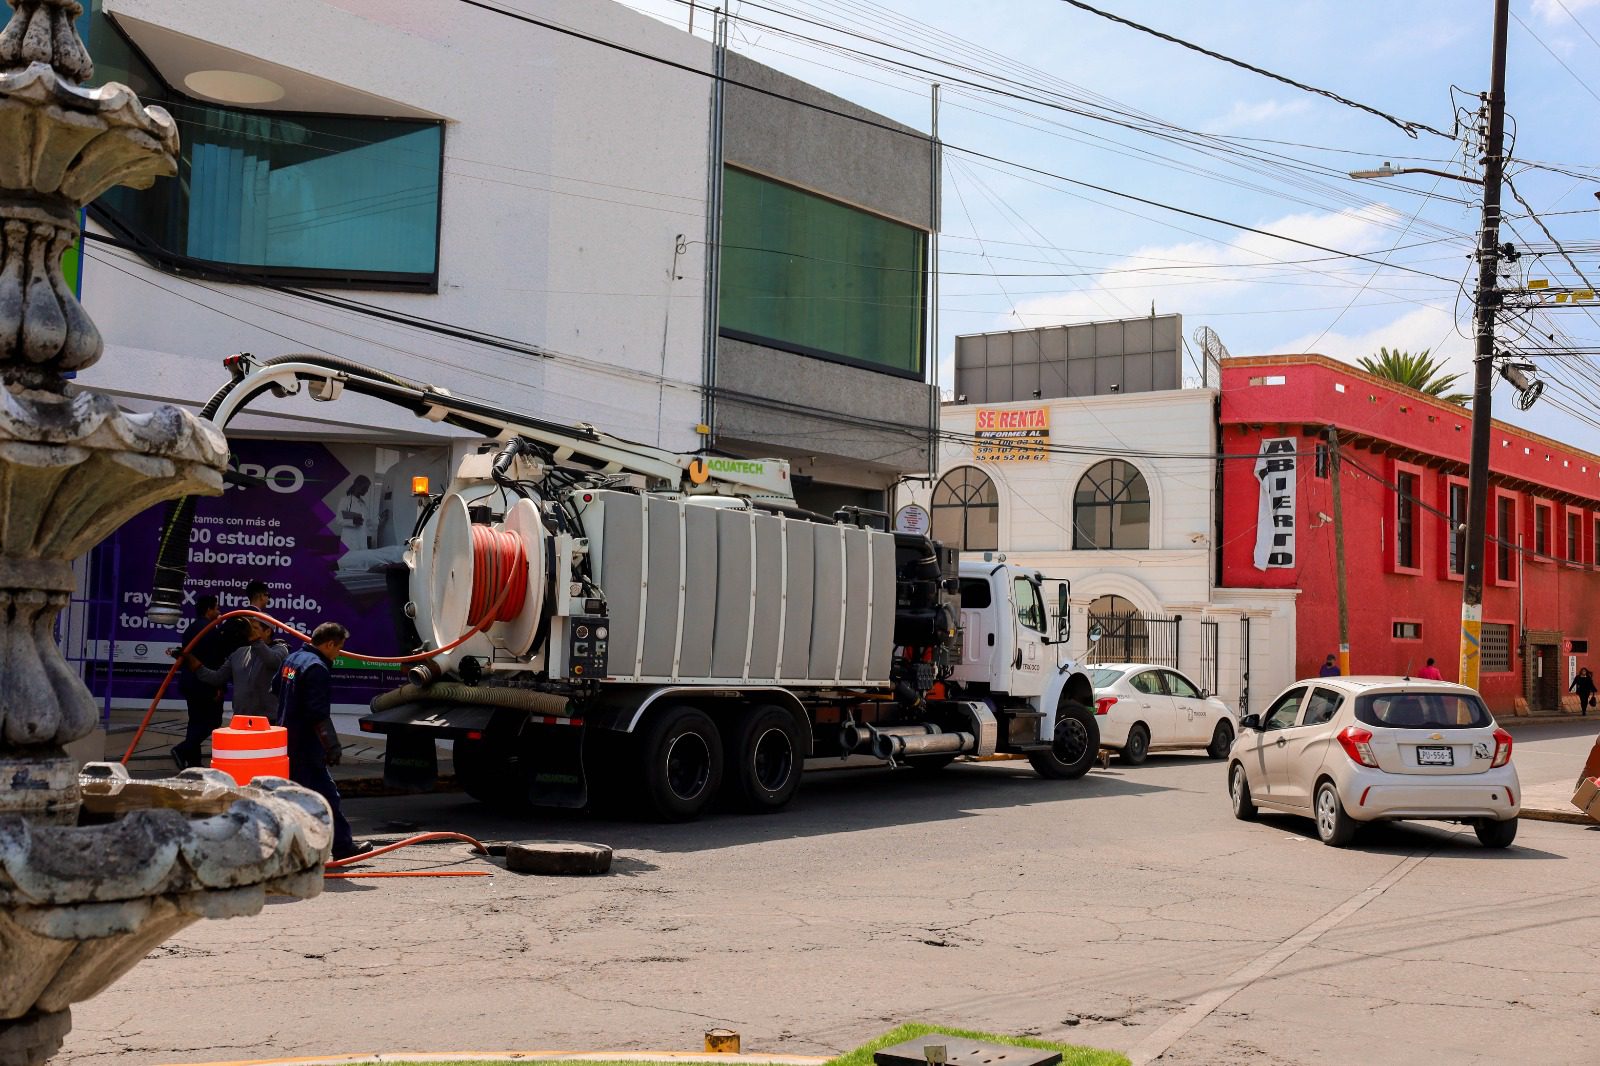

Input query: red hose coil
[119,522,529,765]
[467,524,527,625]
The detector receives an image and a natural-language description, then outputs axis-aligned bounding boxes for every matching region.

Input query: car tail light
[1095,697,1118,716]
[1336,725,1379,768]
[1491,727,1513,768]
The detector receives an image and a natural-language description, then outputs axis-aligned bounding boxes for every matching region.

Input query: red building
[1219,354,1600,715]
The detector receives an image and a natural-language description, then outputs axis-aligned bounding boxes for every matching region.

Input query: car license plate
[1416,745,1454,766]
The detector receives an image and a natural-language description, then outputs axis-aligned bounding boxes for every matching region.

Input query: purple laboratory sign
[83,437,450,707]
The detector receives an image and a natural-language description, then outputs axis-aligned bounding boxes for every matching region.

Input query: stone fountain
[0,2,330,1062]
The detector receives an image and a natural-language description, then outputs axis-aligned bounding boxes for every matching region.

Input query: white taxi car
[1088,663,1237,764]
[1228,677,1519,848]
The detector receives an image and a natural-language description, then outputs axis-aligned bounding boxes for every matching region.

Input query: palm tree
[1357,347,1471,405]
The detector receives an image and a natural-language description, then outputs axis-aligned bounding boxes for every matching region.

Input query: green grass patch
[377,1021,1126,1066]
[829,1022,1127,1066]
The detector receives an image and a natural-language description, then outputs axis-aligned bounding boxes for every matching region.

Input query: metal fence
[1086,609,1181,667]
[1200,619,1219,697]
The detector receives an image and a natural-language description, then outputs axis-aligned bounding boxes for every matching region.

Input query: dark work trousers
[289,750,356,856]
[175,690,224,766]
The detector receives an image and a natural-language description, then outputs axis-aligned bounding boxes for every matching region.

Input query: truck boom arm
[212,353,795,499]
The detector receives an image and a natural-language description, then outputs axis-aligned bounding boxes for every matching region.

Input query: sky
[622,0,1600,451]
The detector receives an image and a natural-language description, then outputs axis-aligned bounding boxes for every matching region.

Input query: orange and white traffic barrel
[210,715,290,785]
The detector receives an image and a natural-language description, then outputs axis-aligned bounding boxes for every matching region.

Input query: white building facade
[906,387,1297,716]
[69,0,938,709]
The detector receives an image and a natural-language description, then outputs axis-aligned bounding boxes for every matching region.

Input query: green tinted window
[720,167,926,376]
[84,2,441,289]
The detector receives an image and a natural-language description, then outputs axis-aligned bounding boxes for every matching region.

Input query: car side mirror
[1200,688,1211,700]
[1239,714,1261,731]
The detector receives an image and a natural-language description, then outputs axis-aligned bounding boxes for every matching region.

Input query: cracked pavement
[62,751,1600,1065]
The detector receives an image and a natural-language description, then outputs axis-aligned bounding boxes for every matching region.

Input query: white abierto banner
[1253,437,1297,570]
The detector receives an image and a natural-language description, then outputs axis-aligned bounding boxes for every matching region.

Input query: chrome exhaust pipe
[873,730,977,761]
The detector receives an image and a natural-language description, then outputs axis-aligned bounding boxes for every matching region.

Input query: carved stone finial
[0,0,92,84]
[0,0,176,391]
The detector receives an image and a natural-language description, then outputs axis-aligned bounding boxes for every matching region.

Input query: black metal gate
[1200,619,1219,698]
[1238,616,1252,713]
[1087,609,1181,667]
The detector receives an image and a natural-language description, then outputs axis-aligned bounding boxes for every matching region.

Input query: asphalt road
[66,731,1600,1066]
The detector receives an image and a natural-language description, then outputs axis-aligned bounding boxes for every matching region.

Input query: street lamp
[1349,162,1484,185]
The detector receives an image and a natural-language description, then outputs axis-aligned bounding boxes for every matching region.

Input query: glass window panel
[719,167,926,376]
[1074,460,1149,549]
[86,2,441,285]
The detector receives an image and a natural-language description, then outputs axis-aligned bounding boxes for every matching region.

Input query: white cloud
[1532,0,1600,24]
[1277,304,1470,381]
[1002,203,1415,331]
[1206,98,1311,132]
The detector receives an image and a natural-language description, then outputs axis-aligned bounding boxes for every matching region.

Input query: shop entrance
[1532,643,1561,712]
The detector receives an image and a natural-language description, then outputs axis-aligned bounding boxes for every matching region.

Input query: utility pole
[1459,0,1511,690]
[1329,428,1351,676]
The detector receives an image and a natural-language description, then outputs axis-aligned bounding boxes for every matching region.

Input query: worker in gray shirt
[185,618,291,720]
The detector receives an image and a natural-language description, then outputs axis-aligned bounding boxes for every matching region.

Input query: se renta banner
[1252,436,1297,571]
[82,437,450,707]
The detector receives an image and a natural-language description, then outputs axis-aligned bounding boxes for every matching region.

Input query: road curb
[166,1052,834,1066]
[1518,807,1598,826]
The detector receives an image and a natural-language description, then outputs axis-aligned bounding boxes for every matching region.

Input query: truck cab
[951,559,1067,699]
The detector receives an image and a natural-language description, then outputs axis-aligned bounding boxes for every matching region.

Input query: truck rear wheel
[725,704,803,812]
[639,703,724,821]
[453,737,531,812]
[1027,700,1098,780]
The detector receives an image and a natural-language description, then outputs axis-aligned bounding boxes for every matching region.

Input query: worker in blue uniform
[275,622,371,860]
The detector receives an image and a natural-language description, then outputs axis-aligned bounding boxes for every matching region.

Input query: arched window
[1073,459,1150,550]
[932,467,998,552]
[1087,593,1148,663]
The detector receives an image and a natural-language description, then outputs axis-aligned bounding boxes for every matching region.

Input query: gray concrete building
[714,51,938,512]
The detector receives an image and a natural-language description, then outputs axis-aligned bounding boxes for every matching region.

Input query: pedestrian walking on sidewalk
[1572,666,1596,717]
[275,622,371,860]
[1417,657,1444,681]
[1319,654,1340,677]
[169,594,228,770]
[187,617,289,719]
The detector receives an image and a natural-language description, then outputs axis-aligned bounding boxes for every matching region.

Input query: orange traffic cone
[210,715,290,786]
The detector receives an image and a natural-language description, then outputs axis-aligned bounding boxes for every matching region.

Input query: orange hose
[325,830,490,869]
[119,540,520,765]
[325,871,491,879]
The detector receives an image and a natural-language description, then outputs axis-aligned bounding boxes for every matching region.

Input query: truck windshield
[1013,577,1046,631]
[1355,692,1491,730]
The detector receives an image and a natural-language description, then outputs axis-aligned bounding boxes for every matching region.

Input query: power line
[453,0,1460,284]
[1054,0,1453,139]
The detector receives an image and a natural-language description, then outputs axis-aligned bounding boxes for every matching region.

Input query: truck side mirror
[1056,582,1070,642]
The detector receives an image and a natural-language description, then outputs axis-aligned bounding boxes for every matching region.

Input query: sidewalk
[103,707,456,795]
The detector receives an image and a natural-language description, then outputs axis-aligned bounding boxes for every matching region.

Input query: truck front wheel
[639,703,724,821]
[1027,700,1099,780]
[726,704,803,813]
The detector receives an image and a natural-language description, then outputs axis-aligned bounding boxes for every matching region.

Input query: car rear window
[1355,692,1491,729]
[1088,668,1125,687]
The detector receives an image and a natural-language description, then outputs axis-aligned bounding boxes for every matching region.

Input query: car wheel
[1474,817,1518,849]
[1207,720,1234,759]
[1230,762,1257,821]
[639,703,724,822]
[1119,723,1150,765]
[725,704,803,813]
[1028,700,1099,779]
[1314,780,1356,847]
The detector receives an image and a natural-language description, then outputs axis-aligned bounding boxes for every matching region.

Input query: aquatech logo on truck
[689,457,767,483]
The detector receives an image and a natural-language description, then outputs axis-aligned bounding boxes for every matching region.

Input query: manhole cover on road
[505,840,614,875]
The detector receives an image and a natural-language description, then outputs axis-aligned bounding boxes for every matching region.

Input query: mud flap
[383,729,439,792]
[522,723,588,809]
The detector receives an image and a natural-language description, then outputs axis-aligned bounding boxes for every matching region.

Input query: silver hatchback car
[1228,677,1519,848]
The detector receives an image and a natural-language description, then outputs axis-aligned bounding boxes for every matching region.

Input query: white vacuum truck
[149,354,1101,820]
